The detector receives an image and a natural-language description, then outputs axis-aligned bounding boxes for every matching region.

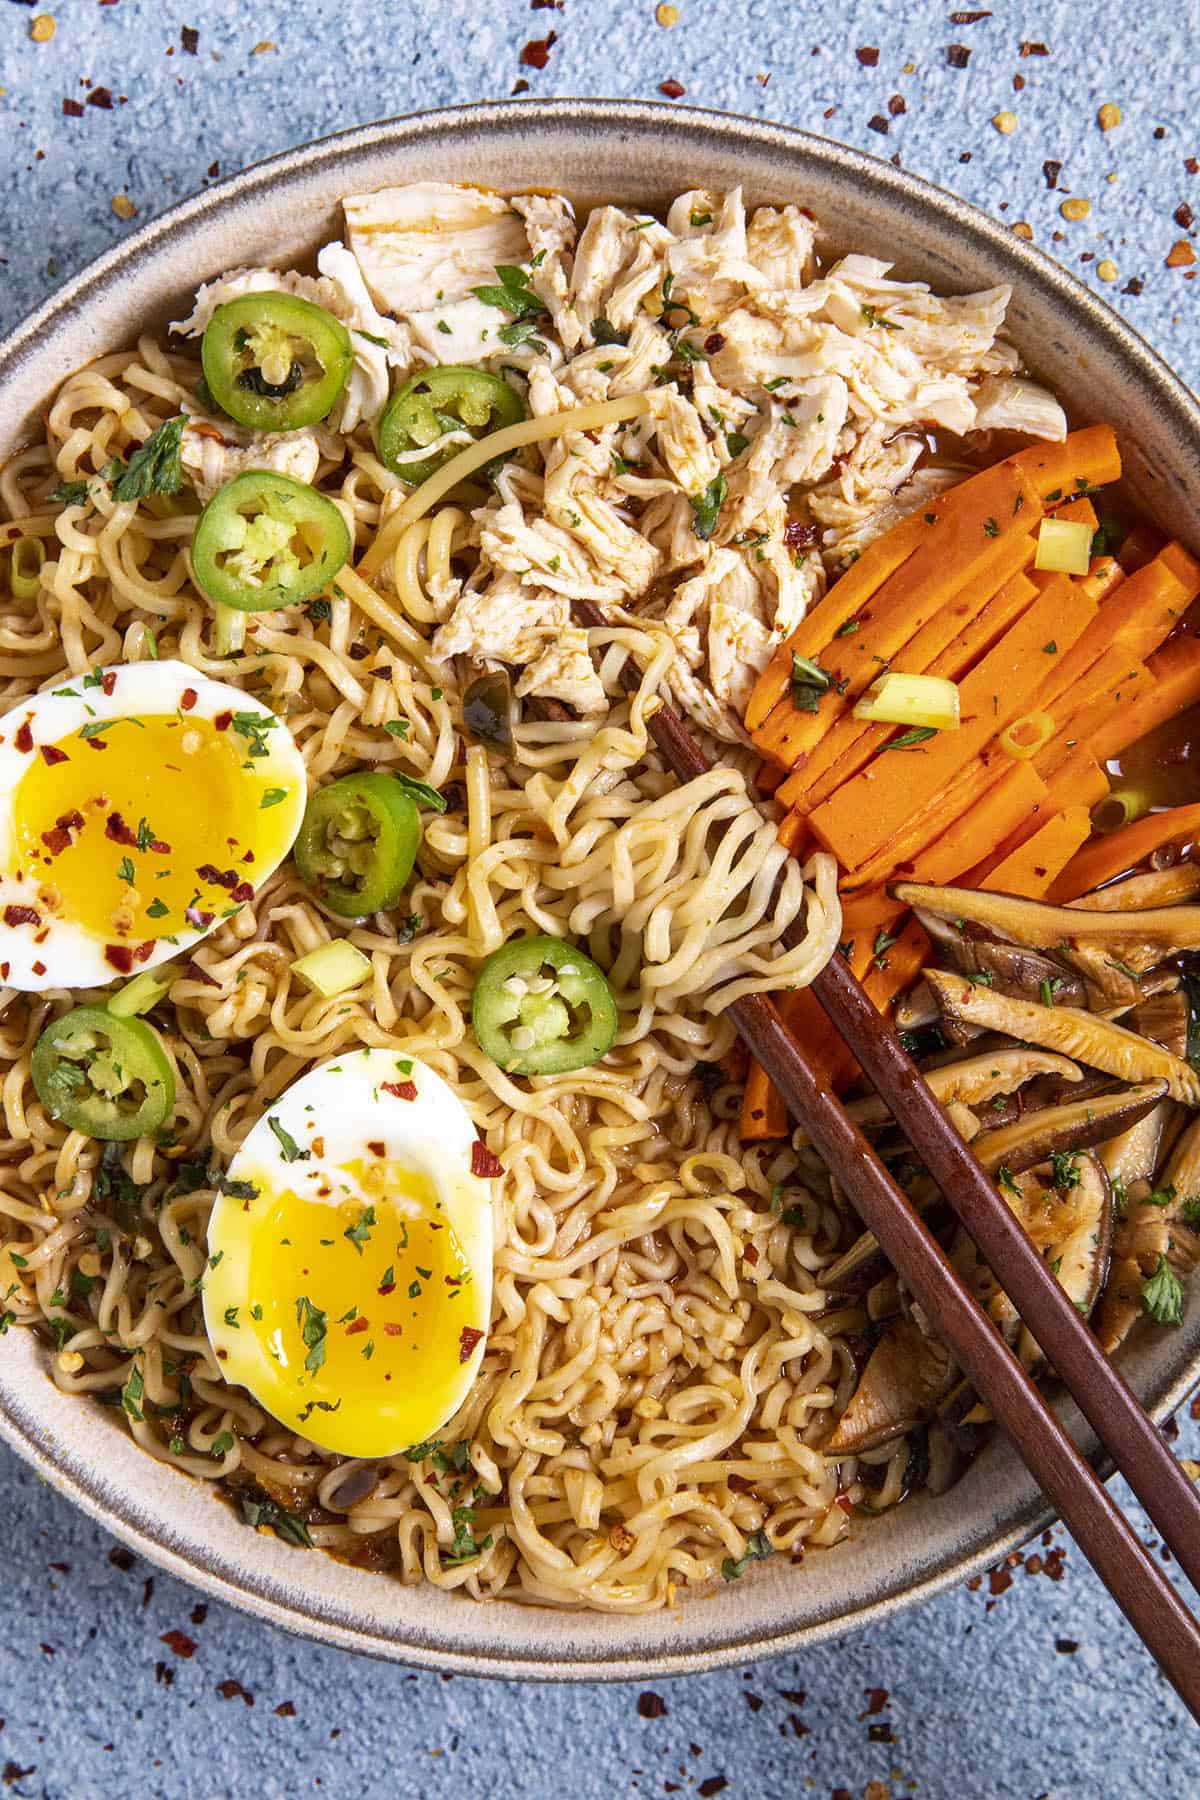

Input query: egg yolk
[12,713,291,944]
[239,1158,476,1457]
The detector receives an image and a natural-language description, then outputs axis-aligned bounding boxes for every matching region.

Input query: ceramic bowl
[2,100,1198,1681]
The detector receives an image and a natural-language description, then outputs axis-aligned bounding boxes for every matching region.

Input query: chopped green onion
[290,939,372,999]
[212,603,246,657]
[108,965,178,1018]
[10,537,45,602]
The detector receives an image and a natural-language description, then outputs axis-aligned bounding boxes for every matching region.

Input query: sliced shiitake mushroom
[845,1049,1081,1131]
[1126,987,1189,1058]
[1160,1114,1200,1229]
[1099,1099,1171,1191]
[894,880,1200,960]
[1094,1188,1170,1354]
[925,970,1200,1103]
[823,1319,956,1456]
[968,1081,1168,1177]
[1068,862,1200,912]
[925,924,1089,1009]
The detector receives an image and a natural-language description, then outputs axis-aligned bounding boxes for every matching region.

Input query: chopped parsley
[470,263,542,318]
[109,416,187,502]
[442,1503,493,1566]
[267,1116,309,1163]
[1049,1150,1080,1191]
[238,1492,313,1547]
[690,473,727,542]
[295,1295,328,1375]
[1141,1254,1184,1326]
[121,1362,145,1423]
[885,727,938,750]
[721,1529,773,1580]
[343,1205,377,1255]
[790,652,833,714]
[394,773,448,814]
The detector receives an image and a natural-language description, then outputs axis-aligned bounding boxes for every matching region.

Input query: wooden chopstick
[575,602,1200,1719]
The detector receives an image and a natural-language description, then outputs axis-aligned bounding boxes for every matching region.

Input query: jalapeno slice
[471,935,618,1075]
[192,471,350,611]
[201,293,353,432]
[32,1005,175,1142]
[294,773,421,917]
[379,365,526,486]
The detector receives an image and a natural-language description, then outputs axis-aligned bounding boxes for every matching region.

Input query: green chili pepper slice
[379,365,526,486]
[32,1004,175,1142]
[200,293,353,432]
[191,471,350,611]
[294,773,421,917]
[471,935,618,1076]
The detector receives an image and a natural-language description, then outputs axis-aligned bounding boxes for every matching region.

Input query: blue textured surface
[1,4,1199,1796]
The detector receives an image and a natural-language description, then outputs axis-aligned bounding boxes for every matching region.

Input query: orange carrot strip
[907,761,1049,885]
[784,568,1041,813]
[978,805,1093,898]
[839,755,1037,892]
[1035,655,1151,765]
[810,579,1097,870]
[1087,634,1200,764]
[753,468,1036,767]
[1046,802,1200,902]
[776,540,1036,809]
[862,915,930,1019]
[1009,424,1121,501]
[1041,749,1109,813]
[777,808,811,854]
[739,986,859,1137]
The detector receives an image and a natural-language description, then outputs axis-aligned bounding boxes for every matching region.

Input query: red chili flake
[780,1687,807,1705]
[86,737,108,751]
[658,78,685,98]
[105,944,134,974]
[378,1277,395,1296]
[196,863,239,890]
[519,31,556,68]
[40,744,69,767]
[988,1564,1013,1596]
[1186,158,1200,176]
[1055,1637,1079,1654]
[1019,39,1049,54]
[744,1692,763,1713]
[184,906,214,928]
[98,671,117,696]
[0,962,9,979]
[87,87,114,110]
[742,1242,759,1265]
[382,1080,418,1101]
[216,1679,253,1706]
[181,24,199,53]
[701,333,725,355]
[159,1629,196,1659]
[347,642,369,661]
[859,1688,889,1717]
[1043,160,1062,190]
[275,1701,296,1718]
[637,1692,667,1718]
[14,720,33,754]
[230,882,253,903]
[471,1140,503,1178]
[1176,201,1195,229]
[345,1316,369,1336]
[214,710,232,731]
[458,1325,484,1364]
[41,826,72,855]
[31,960,45,976]
[697,1781,728,1799]
[180,687,198,712]
[105,812,138,846]
[949,8,992,19]
[1044,1546,1067,1580]
[835,1493,853,1514]
[1123,277,1145,296]
[784,520,818,549]
[3,906,40,928]
[134,940,154,964]
[186,959,221,988]
[888,94,906,116]
[383,1322,403,1337]
[946,43,971,67]
[62,98,85,117]
[367,1140,386,1156]
[855,46,879,65]
[108,1546,136,1572]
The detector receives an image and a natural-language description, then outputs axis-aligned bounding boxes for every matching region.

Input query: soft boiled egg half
[0,661,306,990]
[203,1049,496,1458]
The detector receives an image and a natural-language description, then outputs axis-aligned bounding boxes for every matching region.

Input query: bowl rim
[2,96,1200,1682]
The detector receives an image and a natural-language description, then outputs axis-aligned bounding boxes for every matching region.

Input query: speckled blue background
[1,3,1199,1796]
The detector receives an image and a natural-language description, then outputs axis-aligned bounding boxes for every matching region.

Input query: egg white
[203,1048,495,1458]
[0,660,306,990]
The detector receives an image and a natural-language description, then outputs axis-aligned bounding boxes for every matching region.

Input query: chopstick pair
[576,600,1200,1724]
